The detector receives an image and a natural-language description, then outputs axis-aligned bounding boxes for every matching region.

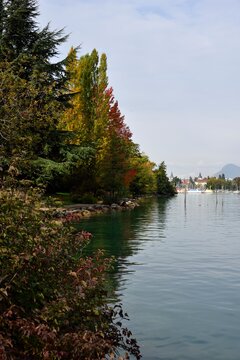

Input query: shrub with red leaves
[0,189,141,359]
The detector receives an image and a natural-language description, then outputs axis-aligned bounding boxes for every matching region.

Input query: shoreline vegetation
[0,189,142,359]
[57,199,141,222]
[0,0,175,359]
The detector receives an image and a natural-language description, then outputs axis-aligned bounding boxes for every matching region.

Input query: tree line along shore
[0,1,175,359]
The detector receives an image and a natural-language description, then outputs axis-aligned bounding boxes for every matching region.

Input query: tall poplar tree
[94,53,109,143]
[60,49,139,197]
[60,49,99,142]
[59,49,110,194]
[96,88,135,198]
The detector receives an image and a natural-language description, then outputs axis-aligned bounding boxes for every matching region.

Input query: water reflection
[78,194,240,359]
[79,197,170,300]
[81,198,170,254]
[181,192,227,224]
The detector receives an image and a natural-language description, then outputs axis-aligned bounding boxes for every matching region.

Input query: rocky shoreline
[56,199,140,223]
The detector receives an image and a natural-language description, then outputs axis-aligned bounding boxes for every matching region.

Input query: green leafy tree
[60,49,110,145]
[62,49,99,145]
[233,177,240,190]
[171,176,182,188]
[129,153,156,196]
[206,177,219,190]
[59,49,105,195]
[60,50,137,198]
[206,177,231,191]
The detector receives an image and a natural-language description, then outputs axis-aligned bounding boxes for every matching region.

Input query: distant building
[176,176,208,192]
[195,178,208,191]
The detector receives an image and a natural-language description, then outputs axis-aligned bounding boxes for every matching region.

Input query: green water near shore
[78,193,240,360]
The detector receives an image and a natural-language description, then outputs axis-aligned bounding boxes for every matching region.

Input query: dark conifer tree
[156,162,176,196]
[0,0,4,37]
[0,0,68,81]
[0,0,38,59]
[0,0,70,184]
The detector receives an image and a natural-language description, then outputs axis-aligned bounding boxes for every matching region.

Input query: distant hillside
[214,164,240,179]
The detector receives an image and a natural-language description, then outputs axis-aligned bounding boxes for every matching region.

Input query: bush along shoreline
[0,189,141,359]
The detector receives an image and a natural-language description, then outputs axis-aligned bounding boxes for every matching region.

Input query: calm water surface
[80,193,240,360]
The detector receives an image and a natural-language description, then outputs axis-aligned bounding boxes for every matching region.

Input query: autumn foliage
[0,1,175,358]
[0,189,141,359]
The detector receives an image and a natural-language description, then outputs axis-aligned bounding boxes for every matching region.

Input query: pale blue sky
[38,0,240,177]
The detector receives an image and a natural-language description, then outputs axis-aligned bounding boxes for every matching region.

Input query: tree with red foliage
[96,88,136,200]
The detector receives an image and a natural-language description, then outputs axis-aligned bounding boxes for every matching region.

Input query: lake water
[79,193,240,360]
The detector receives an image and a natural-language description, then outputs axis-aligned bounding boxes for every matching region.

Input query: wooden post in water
[215,189,218,206]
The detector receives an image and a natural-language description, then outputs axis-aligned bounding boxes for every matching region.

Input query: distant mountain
[214,164,240,179]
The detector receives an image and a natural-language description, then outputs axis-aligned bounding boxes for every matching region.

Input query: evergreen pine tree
[156,162,176,196]
[0,0,68,83]
[0,0,70,187]
[0,0,4,37]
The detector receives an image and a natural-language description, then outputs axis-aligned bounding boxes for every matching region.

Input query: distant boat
[187,189,203,193]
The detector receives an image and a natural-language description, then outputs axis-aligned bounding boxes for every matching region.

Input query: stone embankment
[56,200,139,223]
